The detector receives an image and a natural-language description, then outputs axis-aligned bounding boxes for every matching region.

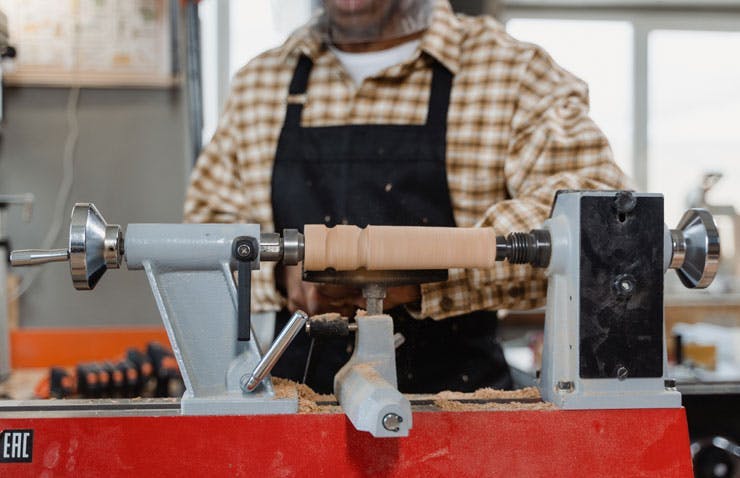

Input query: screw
[556,381,574,392]
[614,191,637,214]
[617,366,629,380]
[382,413,403,432]
[237,243,252,258]
[613,274,636,298]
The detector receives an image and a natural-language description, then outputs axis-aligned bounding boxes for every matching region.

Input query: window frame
[498,1,740,191]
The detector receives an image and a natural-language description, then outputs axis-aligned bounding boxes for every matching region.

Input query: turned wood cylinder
[303,225,498,271]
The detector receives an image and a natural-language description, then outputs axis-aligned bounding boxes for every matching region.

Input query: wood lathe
[0,190,719,476]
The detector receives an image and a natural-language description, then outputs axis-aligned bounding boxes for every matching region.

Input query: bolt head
[237,243,252,258]
[613,274,636,298]
[614,191,637,214]
[556,381,574,392]
[382,413,403,432]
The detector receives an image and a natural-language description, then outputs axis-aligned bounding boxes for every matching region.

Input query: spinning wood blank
[303,225,497,271]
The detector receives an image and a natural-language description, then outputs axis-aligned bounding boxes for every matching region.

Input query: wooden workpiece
[303,224,498,271]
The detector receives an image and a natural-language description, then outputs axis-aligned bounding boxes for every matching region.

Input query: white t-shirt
[329,40,421,86]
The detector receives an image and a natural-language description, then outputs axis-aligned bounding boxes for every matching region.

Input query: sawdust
[310,312,343,323]
[433,399,555,411]
[0,368,48,400]
[434,386,541,401]
[431,386,553,411]
[271,377,340,414]
[272,378,552,413]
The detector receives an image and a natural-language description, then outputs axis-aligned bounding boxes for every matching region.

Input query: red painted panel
[0,408,693,477]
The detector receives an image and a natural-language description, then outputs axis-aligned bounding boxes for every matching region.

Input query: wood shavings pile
[432,386,554,411]
[434,386,541,401]
[272,378,553,413]
[433,399,555,411]
[272,378,340,413]
[310,312,343,323]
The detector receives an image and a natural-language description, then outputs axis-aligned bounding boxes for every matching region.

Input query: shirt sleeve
[184,89,284,314]
[416,44,632,320]
[184,92,246,224]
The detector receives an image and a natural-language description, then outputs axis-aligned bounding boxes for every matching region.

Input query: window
[506,19,634,177]
[504,5,740,293]
[229,0,312,78]
[648,30,740,225]
[199,0,312,142]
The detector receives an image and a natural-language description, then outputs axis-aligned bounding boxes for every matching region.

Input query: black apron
[270,54,512,394]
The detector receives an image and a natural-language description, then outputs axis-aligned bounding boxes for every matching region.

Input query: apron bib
[270,55,511,393]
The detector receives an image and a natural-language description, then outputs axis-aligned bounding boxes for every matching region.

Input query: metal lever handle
[242,310,309,392]
[10,249,69,266]
[233,236,259,341]
[237,259,251,341]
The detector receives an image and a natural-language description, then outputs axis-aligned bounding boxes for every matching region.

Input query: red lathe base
[0,408,692,477]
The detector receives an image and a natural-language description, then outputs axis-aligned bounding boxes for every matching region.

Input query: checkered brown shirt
[184,0,630,319]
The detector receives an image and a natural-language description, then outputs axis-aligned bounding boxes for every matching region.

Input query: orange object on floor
[10,327,170,368]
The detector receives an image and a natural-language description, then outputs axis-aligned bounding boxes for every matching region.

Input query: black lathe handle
[233,236,259,341]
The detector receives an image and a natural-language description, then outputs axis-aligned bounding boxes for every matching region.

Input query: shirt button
[440,297,454,311]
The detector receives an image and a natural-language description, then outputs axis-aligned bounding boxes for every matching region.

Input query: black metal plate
[303,269,448,287]
[579,194,664,379]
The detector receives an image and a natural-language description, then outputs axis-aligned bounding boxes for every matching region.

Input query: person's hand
[283,265,361,317]
[379,285,421,311]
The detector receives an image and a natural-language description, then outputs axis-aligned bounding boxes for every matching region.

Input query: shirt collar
[279,0,463,75]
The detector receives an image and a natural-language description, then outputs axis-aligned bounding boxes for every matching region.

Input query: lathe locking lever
[232,236,258,341]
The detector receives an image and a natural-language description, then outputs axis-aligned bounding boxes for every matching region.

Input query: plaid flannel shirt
[184,0,630,319]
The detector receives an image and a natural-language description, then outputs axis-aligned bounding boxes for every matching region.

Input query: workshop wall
[0,87,188,327]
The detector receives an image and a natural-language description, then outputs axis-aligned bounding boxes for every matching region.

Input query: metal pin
[382,413,403,432]
[301,338,315,384]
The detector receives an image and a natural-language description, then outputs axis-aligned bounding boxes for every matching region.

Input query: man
[185,0,629,394]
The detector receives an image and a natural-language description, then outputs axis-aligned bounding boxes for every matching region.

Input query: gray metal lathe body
[334,315,412,437]
[125,224,297,415]
[539,192,680,409]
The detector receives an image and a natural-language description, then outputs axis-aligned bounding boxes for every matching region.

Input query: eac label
[0,429,33,463]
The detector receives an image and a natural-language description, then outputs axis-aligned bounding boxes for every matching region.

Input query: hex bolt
[382,413,403,432]
[617,366,629,381]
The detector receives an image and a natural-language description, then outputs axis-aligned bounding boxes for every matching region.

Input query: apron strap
[425,62,453,132]
[284,54,454,131]
[285,55,314,129]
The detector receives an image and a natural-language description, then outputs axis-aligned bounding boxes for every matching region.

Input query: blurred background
[0,1,737,475]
